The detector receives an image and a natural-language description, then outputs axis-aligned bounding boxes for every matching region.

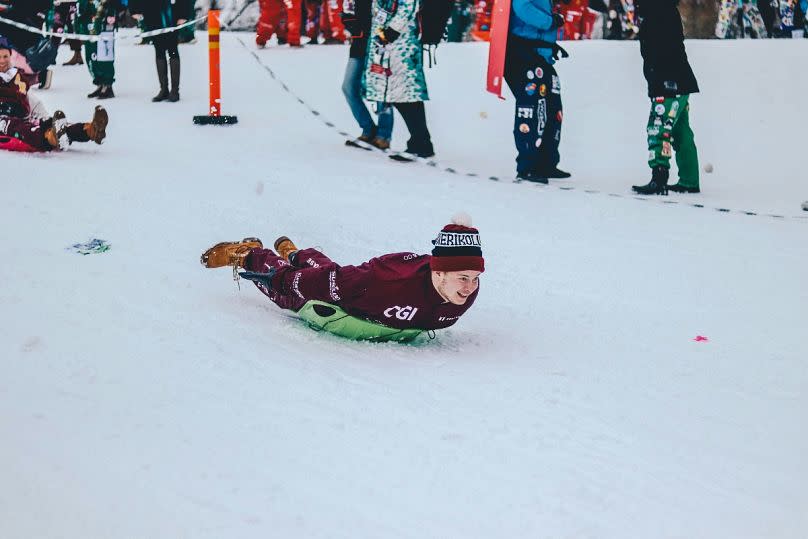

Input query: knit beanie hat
[430,212,485,273]
[0,37,12,54]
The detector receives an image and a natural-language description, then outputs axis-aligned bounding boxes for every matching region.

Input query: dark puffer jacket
[129,0,191,31]
[638,0,699,98]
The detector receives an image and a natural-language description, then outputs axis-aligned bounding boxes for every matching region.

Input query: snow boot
[370,137,390,150]
[97,85,115,99]
[84,106,108,144]
[44,111,69,151]
[632,166,669,195]
[63,49,84,66]
[168,57,181,102]
[668,182,701,194]
[201,238,264,269]
[152,56,169,102]
[87,85,103,98]
[273,236,298,262]
[516,171,549,184]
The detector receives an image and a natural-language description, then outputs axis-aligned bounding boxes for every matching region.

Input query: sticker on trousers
[517,107,533,119]
[537,99,547,135]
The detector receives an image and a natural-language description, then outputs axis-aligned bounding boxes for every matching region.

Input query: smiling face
[431,270,481,305]
[0,49,12,73]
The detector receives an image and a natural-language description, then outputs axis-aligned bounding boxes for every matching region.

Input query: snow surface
[1,34,807,538]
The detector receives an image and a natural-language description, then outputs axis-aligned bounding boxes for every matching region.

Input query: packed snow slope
[1,34,806,539]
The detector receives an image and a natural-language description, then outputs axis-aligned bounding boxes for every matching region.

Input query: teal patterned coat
[363,0,428,103]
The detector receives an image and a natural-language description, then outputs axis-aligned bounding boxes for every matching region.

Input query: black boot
[168,57,180,102]
[632,166,669,195]
[97,85,115,99]
[668,182,701,194]
[87,85,103,98]
[536,166,571,179]
[152,56,169,102]
[516,171,549,184]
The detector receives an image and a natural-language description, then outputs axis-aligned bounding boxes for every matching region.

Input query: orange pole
[208,10,221,117]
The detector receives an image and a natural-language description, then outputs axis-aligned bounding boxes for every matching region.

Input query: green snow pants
[646,94,699,188]
[84,40,115,85]
[298,301,424,343]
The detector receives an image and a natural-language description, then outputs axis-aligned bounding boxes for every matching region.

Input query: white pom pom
[451,212,473,227]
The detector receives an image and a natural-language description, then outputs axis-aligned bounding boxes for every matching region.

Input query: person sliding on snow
[632,0,700,196]
[0,37,108,152]
[201,214,485,342]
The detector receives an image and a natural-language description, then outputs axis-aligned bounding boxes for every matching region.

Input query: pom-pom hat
[430,212,485,273]
[0,37,12,53]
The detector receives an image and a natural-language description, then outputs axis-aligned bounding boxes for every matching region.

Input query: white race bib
[96,32,115,62]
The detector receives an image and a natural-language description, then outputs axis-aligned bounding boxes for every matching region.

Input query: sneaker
[84,105,108,144]
[201,238,264,268]
[273,236,298,262]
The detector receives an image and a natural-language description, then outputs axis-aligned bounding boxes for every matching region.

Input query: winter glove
[550,13,565,30]
[340,12,363,37]
[374,27,400,45]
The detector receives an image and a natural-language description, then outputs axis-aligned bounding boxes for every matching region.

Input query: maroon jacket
[0,68,31,117]
[244,248,479,330]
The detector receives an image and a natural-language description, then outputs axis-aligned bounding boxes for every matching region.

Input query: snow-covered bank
[1,34,806,539]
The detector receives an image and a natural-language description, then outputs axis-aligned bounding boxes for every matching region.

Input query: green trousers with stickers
[647,95,699,188]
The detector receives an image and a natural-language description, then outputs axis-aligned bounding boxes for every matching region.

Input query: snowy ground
[1,34,807,538]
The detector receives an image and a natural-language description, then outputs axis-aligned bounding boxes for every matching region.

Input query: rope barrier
[0,14,207,43]
[236,36,808,223]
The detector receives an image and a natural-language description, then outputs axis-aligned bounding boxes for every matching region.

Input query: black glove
[550,13,565,29]
[374,27,400,45]
[340,12,363,37]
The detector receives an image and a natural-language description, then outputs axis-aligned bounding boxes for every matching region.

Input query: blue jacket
[509,0,557,63]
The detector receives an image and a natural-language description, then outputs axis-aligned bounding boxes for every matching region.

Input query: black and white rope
[0,14,206,43]
[236,36,808,223]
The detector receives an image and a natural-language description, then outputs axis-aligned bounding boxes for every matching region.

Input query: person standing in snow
[255,0,288,47]
[82,0,122,100]
[631,0,700,196]
[129,0,191,102]
[341,0,394,150]
[715,0,767,39]
[0,37,108,151]
[364,0,435,159]
[200,214,484,342]
[54,0,85,66]
[504,0,571,182]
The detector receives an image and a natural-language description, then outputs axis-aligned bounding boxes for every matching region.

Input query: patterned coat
[363,0,428,103]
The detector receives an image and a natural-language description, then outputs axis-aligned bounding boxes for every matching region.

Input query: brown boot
[84,106,108,144]
[63,49,84,66]
[370,137,390,150]
[273,236,298,262]
[201,238,263,268]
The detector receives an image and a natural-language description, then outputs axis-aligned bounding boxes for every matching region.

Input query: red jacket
[244,248,479,330]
